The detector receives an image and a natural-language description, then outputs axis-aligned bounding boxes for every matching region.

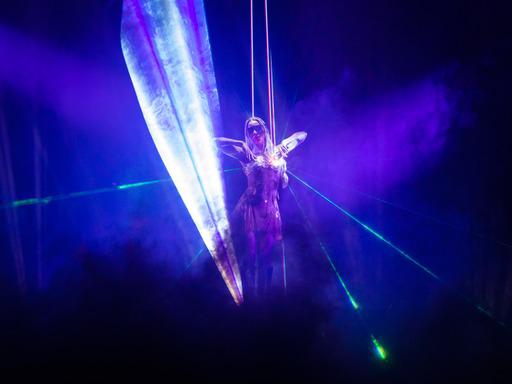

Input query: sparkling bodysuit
[234,154,286,241]
[215,122,306,295]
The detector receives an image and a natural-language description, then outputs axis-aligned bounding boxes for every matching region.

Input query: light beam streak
[290,186,359,310]
[290,172,442,280]
[121,0,243,304]
[289,186,387,361]
[1,179,167,209]
[289,171,505,327]
[371,336,388,360]
[291,169,512,250]
[1,169,241,210]
[178,246,207,279]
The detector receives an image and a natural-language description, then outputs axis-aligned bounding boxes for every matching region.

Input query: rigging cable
[250,0,255,117]
[264,0,275,146]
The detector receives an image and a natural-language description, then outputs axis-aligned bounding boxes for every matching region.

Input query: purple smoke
[0,24,136,137]
[289,76,453,208]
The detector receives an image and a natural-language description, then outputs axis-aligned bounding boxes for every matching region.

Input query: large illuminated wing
[121,0,243,304]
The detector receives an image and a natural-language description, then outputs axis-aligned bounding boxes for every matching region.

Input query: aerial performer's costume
[216,117,307,296]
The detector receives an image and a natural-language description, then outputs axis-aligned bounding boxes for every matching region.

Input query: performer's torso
[242,155,284,205]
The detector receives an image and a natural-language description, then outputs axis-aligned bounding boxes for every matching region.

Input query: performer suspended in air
[215,117,307,298]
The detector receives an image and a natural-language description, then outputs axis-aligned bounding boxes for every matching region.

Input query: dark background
[0,0,511,381]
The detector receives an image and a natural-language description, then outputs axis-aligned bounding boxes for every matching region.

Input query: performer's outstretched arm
[277,131,307,188]
[279,131,307,158]
[214,137,250,162]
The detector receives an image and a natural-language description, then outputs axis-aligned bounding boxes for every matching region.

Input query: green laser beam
[371,336,388,360]
[290,186,359,310]
[290,172,441,280]
[162,245,208,286]
[116,179,165,190]
[1,168,241,210]
[289,171,506,329]
[289,186,387,361]
[1,179,170,209]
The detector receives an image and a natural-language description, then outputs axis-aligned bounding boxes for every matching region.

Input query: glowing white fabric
[121,0,243,304]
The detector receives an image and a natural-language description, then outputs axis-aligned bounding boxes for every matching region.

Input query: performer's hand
[279,145,289,158]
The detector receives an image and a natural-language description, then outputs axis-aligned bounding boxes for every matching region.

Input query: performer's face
[247,124,265,149]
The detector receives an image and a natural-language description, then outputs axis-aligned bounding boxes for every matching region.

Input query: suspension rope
[270,52,276,143]
[264,0,275,146]
[250,0,255,117]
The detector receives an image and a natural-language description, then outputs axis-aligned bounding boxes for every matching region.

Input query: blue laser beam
[289,186,387,360]
[290,187,359,310]
[289,171,505,327]
[122,0,242,304]
[178,246,207,279]
[289,172,441,280]
[291,169,512,250]
[1,169,241,210]
[1,179,169,209]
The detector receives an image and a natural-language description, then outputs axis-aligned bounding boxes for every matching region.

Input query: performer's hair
[244,117,272,157]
